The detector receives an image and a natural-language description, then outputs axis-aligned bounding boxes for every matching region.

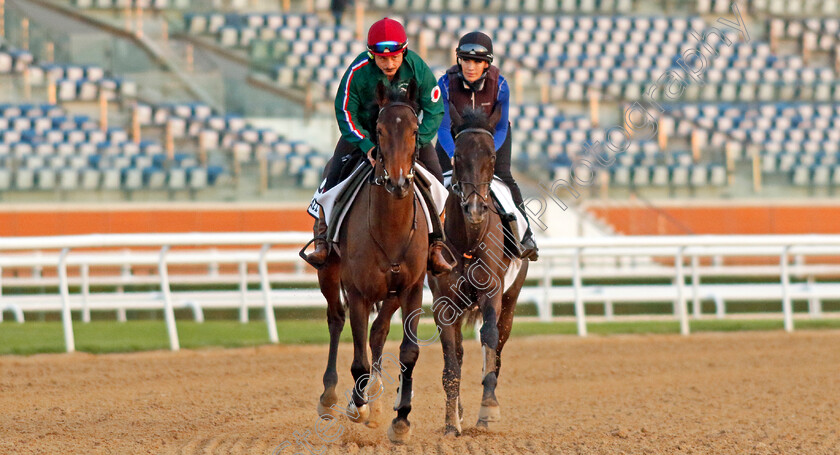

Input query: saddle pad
[503,258,524,293]
[308,163,448,243]
[442,171,529,242]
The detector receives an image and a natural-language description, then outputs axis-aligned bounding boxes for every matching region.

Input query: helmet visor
[458,43,490,55]
[369,41,407,55]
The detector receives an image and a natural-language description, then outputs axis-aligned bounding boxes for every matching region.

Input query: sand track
[2,331,840,454]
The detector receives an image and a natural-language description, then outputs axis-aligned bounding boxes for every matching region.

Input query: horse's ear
[487,102,503,131]
[375,81,388,107]
[449,102,463,130]
[406,79,418,104]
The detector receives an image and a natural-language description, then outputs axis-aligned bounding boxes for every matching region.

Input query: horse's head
[450,104,502,226]
[373,79,419,199]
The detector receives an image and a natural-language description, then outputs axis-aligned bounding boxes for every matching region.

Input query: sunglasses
[369,41,406,54]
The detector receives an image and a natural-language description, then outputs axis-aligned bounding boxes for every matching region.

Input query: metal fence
[2,232,840,353]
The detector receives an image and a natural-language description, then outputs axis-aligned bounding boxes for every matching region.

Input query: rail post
[676,247,689,336]
[572,248,587,337]
[239,261,249,323]
[540,257,551,322]
[81,264,90,323]
[691,254,700,318]
[158,246,181,351]
[259,244,279,343]
[780,246,794,332]
[807,275,822,318]
[58,248,76,353]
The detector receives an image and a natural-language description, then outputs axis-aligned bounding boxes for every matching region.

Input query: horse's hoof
[364,419,379,429]
[477,404,501,426]
[364,375,383,428]
[443,424,461,438]
[317,400,339,419]
[475,419,493,430]
[387,419,412,444]
[346,403,370,424]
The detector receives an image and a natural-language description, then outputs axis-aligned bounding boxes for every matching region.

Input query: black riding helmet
[456,32,494,91]
[456,31,494,63]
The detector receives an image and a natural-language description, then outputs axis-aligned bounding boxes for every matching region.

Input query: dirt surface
[2,331,840,454]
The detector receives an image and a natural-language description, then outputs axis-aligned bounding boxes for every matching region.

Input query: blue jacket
[437,66,510,158]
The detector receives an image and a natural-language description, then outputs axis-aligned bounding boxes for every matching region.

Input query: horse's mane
[454,107,494,136]
[382,82,420,112]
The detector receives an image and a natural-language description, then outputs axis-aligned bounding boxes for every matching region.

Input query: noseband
[371,102,419,190]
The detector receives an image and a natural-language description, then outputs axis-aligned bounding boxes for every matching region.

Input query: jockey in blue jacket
[435,31,538,261]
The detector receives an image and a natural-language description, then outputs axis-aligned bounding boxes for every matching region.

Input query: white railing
[2,233,840,352]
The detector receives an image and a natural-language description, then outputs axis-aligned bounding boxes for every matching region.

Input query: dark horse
[316,80,428,443]
[428,106,529,437]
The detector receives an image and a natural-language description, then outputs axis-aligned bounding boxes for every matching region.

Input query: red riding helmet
[367,18,408,57]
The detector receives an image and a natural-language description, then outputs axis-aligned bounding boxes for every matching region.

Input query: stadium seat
[15,169,34,190]
[0,168,11,190]
[101,168,121,190]
[168,168,187,190]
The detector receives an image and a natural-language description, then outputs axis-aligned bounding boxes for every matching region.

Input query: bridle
[450,127,495,205]
[450,127,499,263]
[368,100,421,296]
[371,101,419,191]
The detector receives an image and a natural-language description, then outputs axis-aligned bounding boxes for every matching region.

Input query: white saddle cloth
[442,171,530,242]
[307,164,448,243]
[441,171,526,293]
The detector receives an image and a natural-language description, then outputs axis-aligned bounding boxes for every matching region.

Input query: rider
[435,31,539,261]
[435,32,538,261]
[305,17,452,274]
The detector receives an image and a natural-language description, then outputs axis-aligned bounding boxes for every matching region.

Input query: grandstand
[0,0,838,203]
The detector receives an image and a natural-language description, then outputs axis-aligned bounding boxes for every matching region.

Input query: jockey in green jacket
[304,17,451,275]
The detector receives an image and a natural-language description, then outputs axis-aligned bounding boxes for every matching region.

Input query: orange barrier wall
[0,204,314,236]
[585,202,840,235]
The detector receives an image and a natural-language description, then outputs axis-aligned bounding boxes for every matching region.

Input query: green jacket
[334,49,443,154]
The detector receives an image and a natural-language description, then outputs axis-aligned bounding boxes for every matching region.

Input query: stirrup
[299,237,326,269]
[519,236,539,261]
[430,241,457,273]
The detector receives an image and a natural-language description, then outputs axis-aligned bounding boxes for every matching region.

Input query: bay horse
[315,80,428,443]
[428,106,529,437]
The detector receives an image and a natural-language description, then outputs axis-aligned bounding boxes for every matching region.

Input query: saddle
[307,162,448,244]
[442,171,530,249]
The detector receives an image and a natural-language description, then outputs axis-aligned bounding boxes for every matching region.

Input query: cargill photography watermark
[276,2,751,452]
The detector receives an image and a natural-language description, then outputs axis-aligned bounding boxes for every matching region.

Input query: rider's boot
[305,207,329,267]
[429,233,453,276]
[519,227,539,261]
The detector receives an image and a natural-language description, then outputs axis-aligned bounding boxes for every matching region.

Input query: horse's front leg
[477,294,503,429]
[366,296,400,428]
[317,255,345,418]
[345,287,372,425]
[434,304,464,437]
[388,282,424,443]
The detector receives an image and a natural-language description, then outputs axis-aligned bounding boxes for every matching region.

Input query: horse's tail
[338,281,382,313]
[340,282,349,313]
[464,306,481,329]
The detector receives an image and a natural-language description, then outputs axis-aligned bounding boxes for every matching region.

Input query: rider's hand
[367,146,376,167]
